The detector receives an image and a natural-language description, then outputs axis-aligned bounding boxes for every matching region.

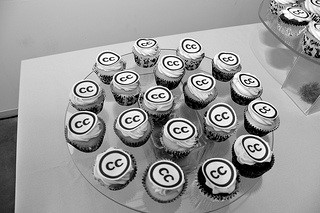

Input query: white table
[16,23,320,213]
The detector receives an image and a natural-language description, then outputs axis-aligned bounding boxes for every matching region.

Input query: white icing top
[275,0,296,4]
[213,52,241,72]
[133,38,160,56]
[95,51,124,72]
[162,118,198,149]
[112,70,140,92]
[115,108,149,139]
[205,103,237,133]
[248,100,279,126]
[143,86,174,112]
[308,21,320,41]
[178,38,204,59]
[202,158,237,194]
[281,7,311,21]
[67,111,103,142]
[93,147,133,186]
[158,55,185,78]
[187,73,216,101]
[148,160,185,195]
[234,135,272,166]
[304,0,320,15]
[231,72,263,98]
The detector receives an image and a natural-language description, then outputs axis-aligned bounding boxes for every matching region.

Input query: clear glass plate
[64,49,274,213]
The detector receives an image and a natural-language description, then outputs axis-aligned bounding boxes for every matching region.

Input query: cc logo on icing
[173,126,189,134]
[119,108,147,130]
[191,74,215,91]
[242,135,270,162]
[73,80,99,98]
[218,52,239,66]
[97,51,120,66]
[208,103,236,128]
[159,168,174,182]
[69,112,96,135]
[106,159,123,170]
[162,56,184,70]
[252,101,277,119]
[210,166,227,179]
[311,0,320,6]
[239,74,260,88]
[288,8,308,18]
[196,79,209,86]
[145,87,172,103]
[151,93,166,99]
[114,70,139,85]
[137,39,156,48]
[167,119,196,140]
[182,38,201,53]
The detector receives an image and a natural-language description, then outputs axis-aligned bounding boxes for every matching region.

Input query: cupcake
[160,118,199,158]
[114,108,153,147]
[244,100,280,137]
[230,72,263,106]
[132,38,160,68]
[183,73,218,110]
[93,51,126,84]
[232,134,275,178]
[270,0,297,15]
[211,51,242,82]
[154,55,185,90]
[139,85,174,123]
[93,147,137,190]
[195,158,240,201]
[303,0,320,21]
[302,21,320,58]
[176,38,205,71]
[65,111,105,152]
[142,159,187,203]
[110,70,141,106]
[203,103,238,142]
[277,6,311,37]
[69,79,105,114]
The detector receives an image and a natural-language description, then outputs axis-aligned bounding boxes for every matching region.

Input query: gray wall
[0,0,261,118]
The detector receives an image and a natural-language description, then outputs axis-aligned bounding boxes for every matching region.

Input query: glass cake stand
[64,49,274,213]
[256,0,320,115]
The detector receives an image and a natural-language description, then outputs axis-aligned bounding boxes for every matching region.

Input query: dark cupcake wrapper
[230,82,262,106]
[133,52,160,68]
[243,108,280,137]
[111,90,140,106]
[113,117,154,148]
[196,166,240,202]
[93,61,127,85]
[70,97,105,115]
[106,153,137,191]
[231,145,275,178]
[154,68,184,90]
[183,83,217,110]
[176,49,204,71]
[142,159,188,203]
[212,63,241,82]
[65,117,106,153]
[302,33,320,58]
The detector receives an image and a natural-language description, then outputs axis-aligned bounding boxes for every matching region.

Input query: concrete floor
[0,116,17,213]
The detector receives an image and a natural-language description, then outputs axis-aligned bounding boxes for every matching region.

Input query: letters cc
[106,159,123,170]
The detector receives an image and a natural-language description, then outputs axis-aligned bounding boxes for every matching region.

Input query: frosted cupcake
[154,55,185,90]
[139,86,174,123]
[302,21,320,58]
[277,6,311,37]
[69,79,105,114]
[132,38,160,68]
[176,38,205,71]
[183,73,218,110]
[93,51,126,84]
[203,103,238,142]
[244,100,280,137]
[212,51,242,82]
[194,158,240,202]
[270,0,297,15]
[65,111,105,152]
[303,0,320,21]
[110,70,141,106]
[114,108,153,147]
[230,72,263,106]
[142,159,187,203]
[160,118,199,158]
[232,135,275,178]
[93,147,137,190]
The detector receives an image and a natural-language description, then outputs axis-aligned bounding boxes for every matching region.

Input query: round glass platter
[64,49,274,213]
